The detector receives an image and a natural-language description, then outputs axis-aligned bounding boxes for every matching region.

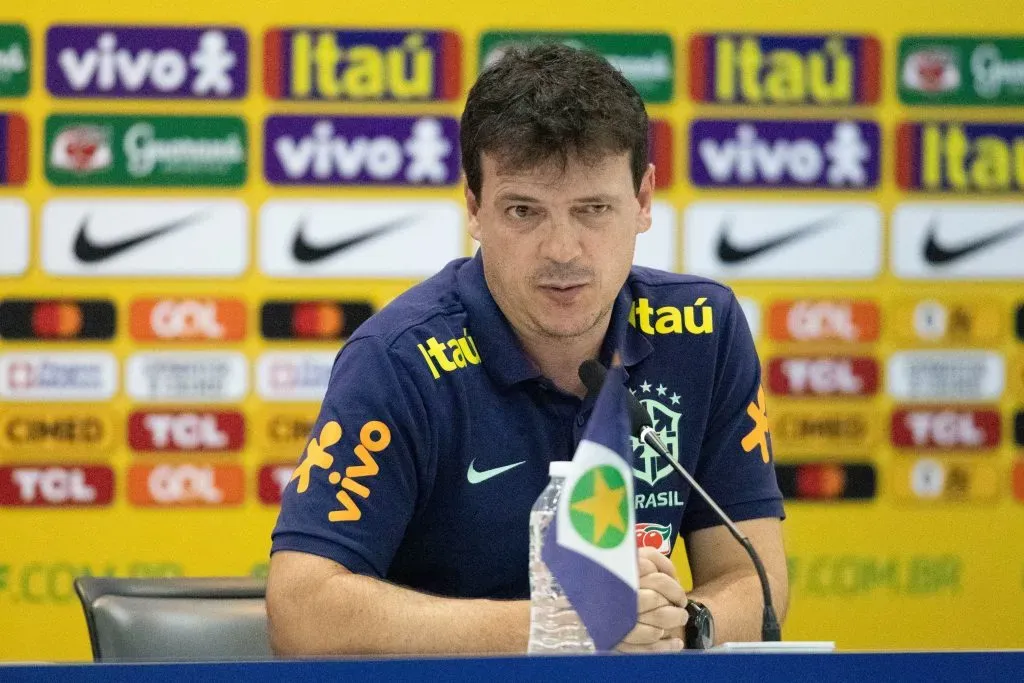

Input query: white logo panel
[0,199,30,276]
[0,352,118,401]
[259,200,462,278]
[892,203,1024,280]
[126,352,248,403]
[737,297,761,340]
[683,202,882,280]
[633,202,677,271]
[42,199,248,277]
[256,351,336,402]
[887,350,1005,402]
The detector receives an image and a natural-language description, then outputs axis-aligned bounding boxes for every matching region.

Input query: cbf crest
[629,380,683,486]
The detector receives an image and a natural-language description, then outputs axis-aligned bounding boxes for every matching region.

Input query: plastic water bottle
[527,461,596,654]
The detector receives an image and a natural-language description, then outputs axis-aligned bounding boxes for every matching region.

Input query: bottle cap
[548,461,573,478]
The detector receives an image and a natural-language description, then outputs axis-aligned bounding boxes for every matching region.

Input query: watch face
[686,601,714,650]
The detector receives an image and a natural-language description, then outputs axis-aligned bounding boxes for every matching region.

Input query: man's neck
[515,318,610,398]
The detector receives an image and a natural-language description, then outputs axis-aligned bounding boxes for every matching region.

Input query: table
[2,651,1023,682]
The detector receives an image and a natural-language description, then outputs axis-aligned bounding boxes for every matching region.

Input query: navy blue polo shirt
[271,253,784,599]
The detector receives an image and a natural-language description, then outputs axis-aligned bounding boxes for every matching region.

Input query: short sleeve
[270,335,427,577]
[681,292,785,534]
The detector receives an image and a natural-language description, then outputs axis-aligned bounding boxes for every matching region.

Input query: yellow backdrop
[1,0,1022,661]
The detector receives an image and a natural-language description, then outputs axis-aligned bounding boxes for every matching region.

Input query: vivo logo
[690,119,880,188]
[263,116,459,185]
[46,26,247,98]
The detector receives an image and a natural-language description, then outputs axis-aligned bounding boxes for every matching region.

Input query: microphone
[579,359,782,643]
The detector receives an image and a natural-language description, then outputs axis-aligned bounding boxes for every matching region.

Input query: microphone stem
[639,426,781,642]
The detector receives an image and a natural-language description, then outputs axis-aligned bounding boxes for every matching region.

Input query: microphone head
[578,359,606,394]
[578,359,652,436]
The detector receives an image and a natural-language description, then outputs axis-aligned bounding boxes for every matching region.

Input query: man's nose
[539,214,583,264]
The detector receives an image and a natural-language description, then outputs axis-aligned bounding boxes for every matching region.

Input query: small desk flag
[542,359,639,650]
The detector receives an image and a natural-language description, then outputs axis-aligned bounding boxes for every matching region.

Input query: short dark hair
[460,42,649,198]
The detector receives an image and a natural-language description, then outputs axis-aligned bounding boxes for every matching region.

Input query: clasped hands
[615,547,688,653]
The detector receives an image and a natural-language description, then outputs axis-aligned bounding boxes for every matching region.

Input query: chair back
[74,576,271,662]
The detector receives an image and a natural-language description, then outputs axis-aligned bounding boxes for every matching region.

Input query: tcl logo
[257,464,295,504]
[767,300,880,343]
[128,464,244,506]
[0,466,114,507]
[766,357,879,397]
[130,298,246,341]
[891,408,1001,449]
[127,410,245,452]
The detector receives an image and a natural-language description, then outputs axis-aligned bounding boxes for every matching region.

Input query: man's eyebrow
[495,192,542,203]
[574,194,617,203]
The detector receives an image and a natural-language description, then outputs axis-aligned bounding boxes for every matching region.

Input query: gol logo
[767,300,879,343]
[0,465,114,506]
[130,298,246,341]
[766,356,879,397]
[257,464,295,504]
[891,407,1001,450]
[127,464,244,506]
[127,410,245,452]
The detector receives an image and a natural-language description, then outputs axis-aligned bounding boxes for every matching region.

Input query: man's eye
[580,204,610,214]
[507,205,533,219]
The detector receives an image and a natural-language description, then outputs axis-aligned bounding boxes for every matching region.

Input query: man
[267,43,787,656]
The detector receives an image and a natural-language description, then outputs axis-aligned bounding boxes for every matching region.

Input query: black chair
[73,576,271,662]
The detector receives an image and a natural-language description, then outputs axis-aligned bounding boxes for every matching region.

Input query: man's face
[466,151,654,341]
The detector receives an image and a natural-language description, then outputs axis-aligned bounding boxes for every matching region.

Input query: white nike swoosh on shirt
[466,459,526,484]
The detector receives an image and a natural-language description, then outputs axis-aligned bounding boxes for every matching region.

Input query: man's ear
[635,163,655,235]
[465,182,483,242]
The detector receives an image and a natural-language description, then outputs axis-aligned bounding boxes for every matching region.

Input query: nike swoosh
[74,212,205,263]
[716,213,841,264]
[923,218,1024,265]
[292,216,414,263]
[466,459,526,485]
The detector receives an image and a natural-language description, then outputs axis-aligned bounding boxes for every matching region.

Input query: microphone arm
[578,359,781,642]
[637,425,781,643]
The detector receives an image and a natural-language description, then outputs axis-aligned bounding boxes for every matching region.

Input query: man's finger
[638,587,671,613]
[638,557,659,578]
[637,604,688,631]
[638,547,677,579]
[616,638,685,654]
[639,571,687,606]
[619,622,665,646]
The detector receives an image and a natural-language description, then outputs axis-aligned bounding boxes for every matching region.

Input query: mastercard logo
[261,300,374,340]
[775,462,876,501]
[0,299,115,340]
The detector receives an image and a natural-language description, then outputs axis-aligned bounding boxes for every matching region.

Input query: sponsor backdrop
[1,0,1023,661]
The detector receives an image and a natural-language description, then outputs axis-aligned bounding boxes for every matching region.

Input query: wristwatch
[684,599,715,650]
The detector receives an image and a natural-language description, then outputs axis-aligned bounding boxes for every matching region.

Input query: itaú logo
[416,329,481,380]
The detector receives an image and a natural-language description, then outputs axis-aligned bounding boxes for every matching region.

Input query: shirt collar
[456,252,653,389]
